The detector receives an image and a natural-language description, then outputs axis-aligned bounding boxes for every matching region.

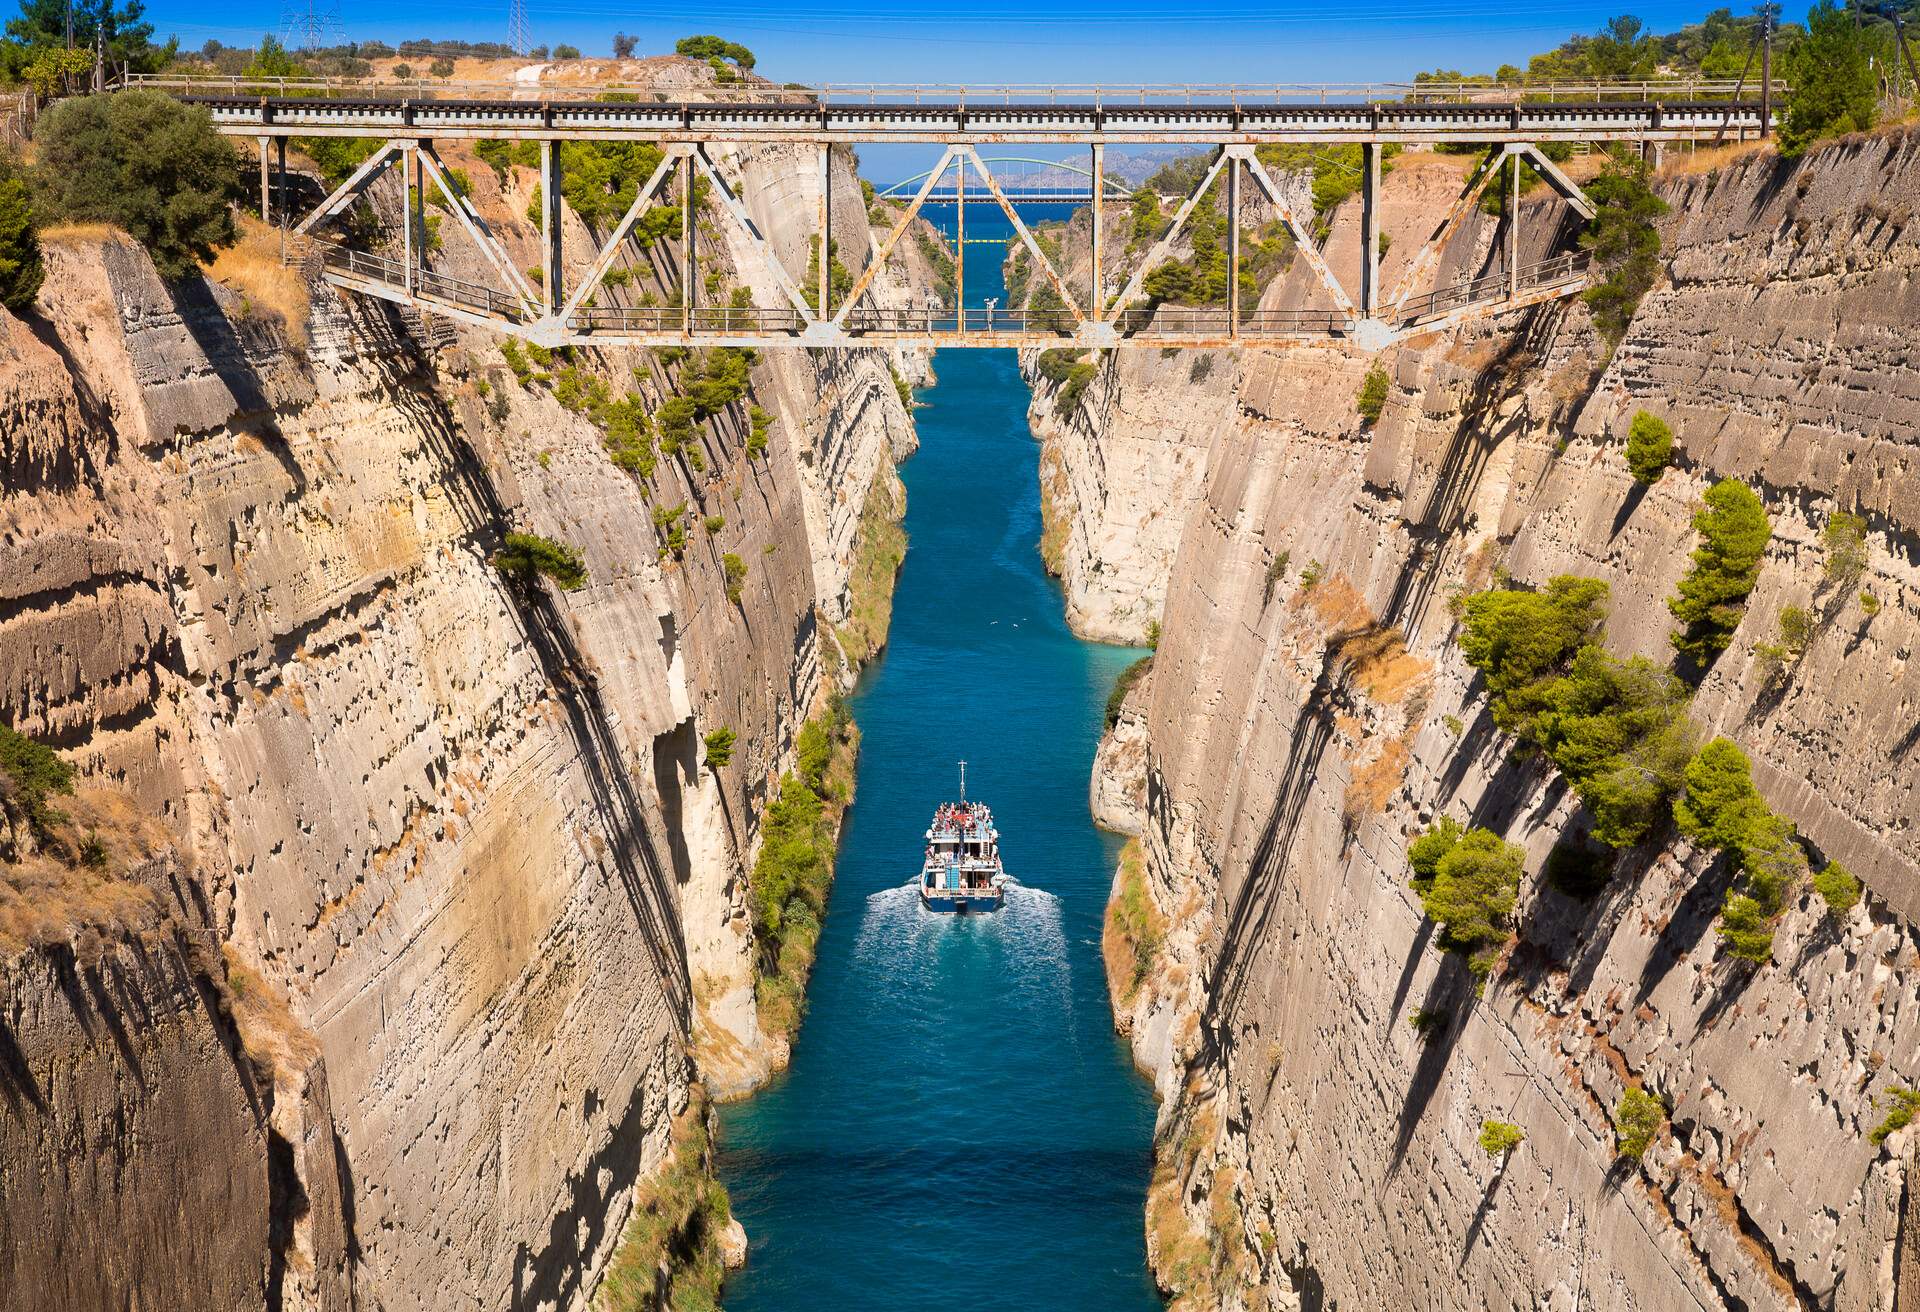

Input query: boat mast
[958,759,966,802]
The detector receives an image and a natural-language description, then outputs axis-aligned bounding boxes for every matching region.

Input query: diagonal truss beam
[1102,146,1229,327]
[1233,147,1358,321]
[559,146,686,322]
[417,143,539,316]
[1384,144,1513,319]
[293,140,403,236]
[835,146,958,326]
[1514,145,1597,221]
[691,145,819,323]
[961,146,1082,321]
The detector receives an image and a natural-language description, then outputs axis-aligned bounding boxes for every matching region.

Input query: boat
[919,762,1008,913]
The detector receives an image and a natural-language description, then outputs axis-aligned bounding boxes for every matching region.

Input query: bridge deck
[185,94,1772,145]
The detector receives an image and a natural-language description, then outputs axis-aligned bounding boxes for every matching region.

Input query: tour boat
[920,764,1007,913]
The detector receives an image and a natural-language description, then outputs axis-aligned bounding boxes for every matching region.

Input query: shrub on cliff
[1613,1087,1666,1159]
[1674,737,1806,963]
[1579,148,1668,345]
[0,721,74,839]
[1780,2,1878,158]
[1814,861,1861,920]
[1104,655,1153,729]
[1406,815,1463,896]
[1624,411,1673,484]
[1456,576,1610,735]
[1534,646,1695,847]
[1355,364,1390,424]
[1668,479,1770,665]
[1822,510,1868,589]
[1419,826,1524,984]
[493,531,587,591]
[1870,1087,1920,1147]
[722,553,749,604]
[32,90,241,279]
[0,155,42,313]
[1478,1120,1525,1157]
[702,726,736,770]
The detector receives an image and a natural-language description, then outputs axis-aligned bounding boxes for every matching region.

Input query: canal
[714,204,1163,1312]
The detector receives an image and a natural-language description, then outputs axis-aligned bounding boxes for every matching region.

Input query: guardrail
[1398,250,1591,324]
[572,305,809,333]
[319,243,526,320]
[116,71,1788,108]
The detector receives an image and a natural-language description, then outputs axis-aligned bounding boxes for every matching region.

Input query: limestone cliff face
[0,100,918,1310]
[1092,129,1920,1310]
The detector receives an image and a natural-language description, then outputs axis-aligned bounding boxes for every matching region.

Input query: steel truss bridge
[156,79,1778,352]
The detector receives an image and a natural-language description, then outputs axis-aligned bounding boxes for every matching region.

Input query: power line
[281,0,341,51]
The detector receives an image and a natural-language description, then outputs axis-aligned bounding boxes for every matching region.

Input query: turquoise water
[714,206,1162,1312]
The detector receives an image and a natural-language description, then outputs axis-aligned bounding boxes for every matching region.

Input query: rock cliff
[0,68,923,1309]
[1088,129,1920,1310]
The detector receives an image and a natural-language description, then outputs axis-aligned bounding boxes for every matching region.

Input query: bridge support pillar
[1227,154,1240,337]
[1090,144,1103,316]
[1360,142,1381,320]
[258,137,270,224]
[401,145,416,296]
[818,144,831,317]
[1507,150,1519,302]
[540,139,563,315]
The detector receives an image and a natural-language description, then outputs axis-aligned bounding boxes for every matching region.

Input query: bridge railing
[116,71,1786,108]
[1397,250,1592,325]
[571,305,810,334]
[1110,306,1351,336]
[318,243,527,321]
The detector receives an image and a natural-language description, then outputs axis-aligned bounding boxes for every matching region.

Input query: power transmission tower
[507,0,531,57]
[281,0,338,54]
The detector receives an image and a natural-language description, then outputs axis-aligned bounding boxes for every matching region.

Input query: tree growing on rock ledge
[1668,479,1771,665]
[1780,1,1879,158]
[493,531,588,591]
[1580,149,1668,346]
[1624,410,1674,484]
[31,90,241,280]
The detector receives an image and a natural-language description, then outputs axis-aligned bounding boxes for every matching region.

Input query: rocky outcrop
[1088,128,1920,1310]
[0,66,920,1310]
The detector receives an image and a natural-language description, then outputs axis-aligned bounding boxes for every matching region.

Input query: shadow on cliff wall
[1198,666,1340,1059]
[361,301,695,1047]
[1389,952,1473,1177]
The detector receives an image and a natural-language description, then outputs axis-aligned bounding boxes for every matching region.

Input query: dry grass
[1344,738,1411,829]
[1308,576,1431,704]
[223,944,321,1076]
[204,216,311,351]
[0,789,166,956]
[1657,139,1773,179]
[835,470,906,666]
[39,221,124,245]
[1102,838,1165,1007]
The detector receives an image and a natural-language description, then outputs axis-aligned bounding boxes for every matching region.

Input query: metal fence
[1398,250,1592,324]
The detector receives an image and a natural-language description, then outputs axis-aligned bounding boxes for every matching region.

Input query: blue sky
[149,0,1750,85]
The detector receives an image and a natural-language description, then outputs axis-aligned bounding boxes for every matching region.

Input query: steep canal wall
[0,60,931,1311]
[1076,127,1920,1309]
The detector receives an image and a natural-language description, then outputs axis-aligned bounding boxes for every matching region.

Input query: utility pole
[507,0,530,58]
[1759,4,1774,140]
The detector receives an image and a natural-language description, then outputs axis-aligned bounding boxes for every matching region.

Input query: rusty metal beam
[419,142,539,316]
[961,146,1082,320]
[1234,148,1357,321]
[692,145,819,323]
[558,145,684,323]
[1103,145,1228,327]
[292,139,403,236]
[1384,144,1512,319]
[1090,143,1105,314]
[1515,143,1597,221]
[836,146,957,325]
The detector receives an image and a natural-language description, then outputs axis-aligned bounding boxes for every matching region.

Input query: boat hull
[920,885,1005,913]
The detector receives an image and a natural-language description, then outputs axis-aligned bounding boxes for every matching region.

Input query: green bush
[1870,1087,1920,1146]
[1036,348,1097,418]
[1813,861,1860,920]
[1356,364,1390,424]
[747,406,773,458]
[1822,511,1868,588]
[1456,576,1610,735]
[1614,1087,1666,1159]
[32,90,241,279]
[1668,479,1770,664]
[1624,411,1673,484]
[0,721,75,837]
[1479,1120,1525,1157]
[1580,149,1669,344]
[1408,1008,1449,1041]
[1419,826,1524,984]
[675,34,755,68]
[1674,738,1760,849]
[1780,2,1878,158]
[0,156,43,312]
[1533,646,1694,847]
[1406,815,1463,896]
[702,726,736,769]
[723,552,749,604]
[494,531,587,590]
[1104,655,1153,729]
